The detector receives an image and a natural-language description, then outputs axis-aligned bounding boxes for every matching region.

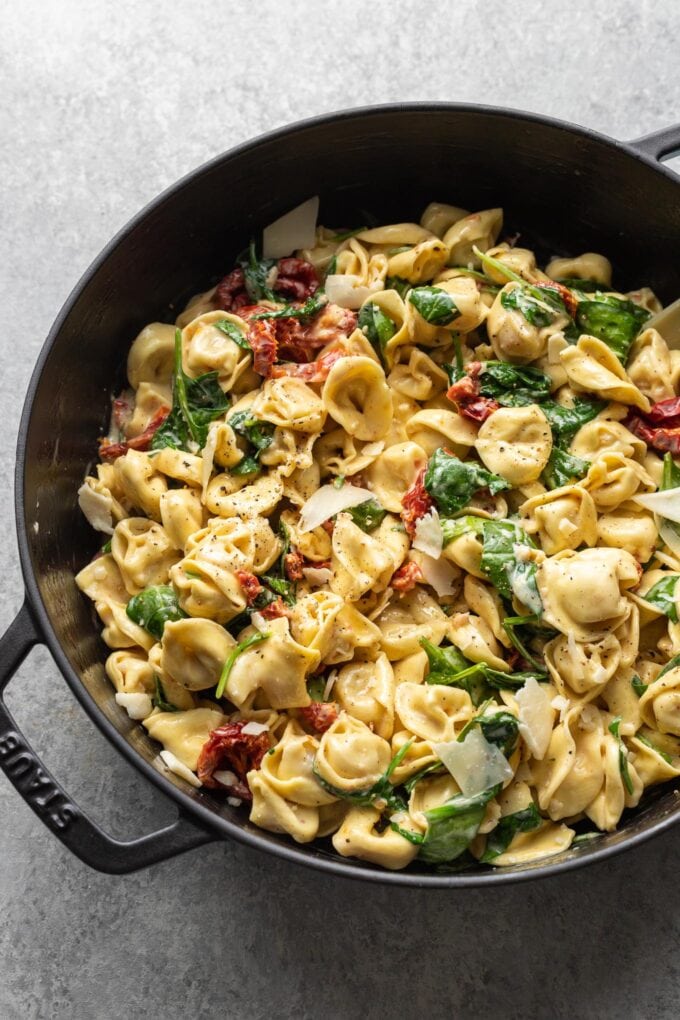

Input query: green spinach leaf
[608,716,634,795]
[500,287,554,328]
[240,240,276,302]
[408,286,460,326]
[480,802,541,862]
[642,576,680,622]
[385,275,412,300]
[538,397,607,443]
[228,409,275,474]
[575,296,650,362]
[424,448,509,516]
[541,446,590,489]
[126,585,186,640]
[480,520,542,613]
[358,302,396,360]
[662,453,680,491]
[346,498,387,532]
[478,362,552,406]
[215,631,270,699]
[631,675,648,697]
[214,319,251,350]
[151,330,229,451]
[152,674,180,713]
[313,740,412,813]
[416,786,500,864]
[251,294,326,322]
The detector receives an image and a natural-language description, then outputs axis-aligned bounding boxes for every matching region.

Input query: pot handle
[0,601,216,873]
[629,123,680,163]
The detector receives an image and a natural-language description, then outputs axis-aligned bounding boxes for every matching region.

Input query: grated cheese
[413,508,444,559]
[415,552,458,597]
[298,484,373,533]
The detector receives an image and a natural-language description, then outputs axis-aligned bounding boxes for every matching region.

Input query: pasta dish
[75,197,680,871]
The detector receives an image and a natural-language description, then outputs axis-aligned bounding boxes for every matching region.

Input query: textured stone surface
[2,1,680,1017]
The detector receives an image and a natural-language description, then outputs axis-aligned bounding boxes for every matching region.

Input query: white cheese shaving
[633,487,680,522]
[324,275,382,309]
[115,692,153,720]
[323,669,338,702]
[516,678,553,760]
[241,720,269,736]
[513,543,534,563]
[250,611,268,633]
[77,482,114,535]
[298,484,373,533]
[433,728,513,797]
[509,569,542,616]
[159,750,202,788]
[413,508,444,559]
[201,422,219,498]
[227,796,243,807]
[415,552,458,597]
[213,769,238,787]
[551,695,570,715]
[591,664,608,684]
[262,196,319,259]
[186,440,200,455]
[659,517,680,561]
[302,566,333,586]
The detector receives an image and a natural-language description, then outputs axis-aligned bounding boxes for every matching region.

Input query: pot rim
[16,100,680,886]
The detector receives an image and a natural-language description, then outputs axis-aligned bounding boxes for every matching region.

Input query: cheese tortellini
[76,198,680,875]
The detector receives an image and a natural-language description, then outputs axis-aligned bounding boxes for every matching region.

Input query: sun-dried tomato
[275,257,319,301]
[298,702,338,734]
[99,406,171,461]
[112,391,134,434]
[197,722,271,800]
[247,318,279,376]
[321,519,335,535]
[269,347,345,382]
[626,397,680,456]
[235,570,264,605]
[215,267,249,311]
[391,561,424,593]
[538,279,578,318]
[446,362,499,423]
[401,467,434,537]
[259,597,291,620]
[284,550,305,582]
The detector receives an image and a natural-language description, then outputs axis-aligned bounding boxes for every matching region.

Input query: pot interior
[20,106,680,881]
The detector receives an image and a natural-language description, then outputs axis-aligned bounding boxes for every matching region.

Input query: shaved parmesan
[250,612,268,633]
[516,678,553,760]
[633,487,680,522]
[115,692,153,720]
[414,552,458,597]
[262,196,319,259]
[227,796,243,807]
[201,422,219,498]
[360,441,385,458]
[302,566,333,586]
[659,517,680,561]
[298,483,373,533]
[433,728,513,797]
[78,482,114,535]
[413,508,444,559]
[160,750,202,788]
[241,720,269,736]
[324,274,382,309]
[323,669,338,702]
[213,769,238,787]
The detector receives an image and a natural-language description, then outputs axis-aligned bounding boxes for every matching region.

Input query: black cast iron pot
[3,104,680,885]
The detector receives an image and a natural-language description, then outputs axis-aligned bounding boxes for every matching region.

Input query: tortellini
[77,200,680,875]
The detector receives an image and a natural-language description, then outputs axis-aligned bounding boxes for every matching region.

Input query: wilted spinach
[126,585,186,640]
[424,448,509,516]
[575,295,650,362]
[151,330,229,451]
[480,802,541,862]
[541,446,591,489]
[408,286,460,326]
[358,302,396,361]
[346,498,387,532]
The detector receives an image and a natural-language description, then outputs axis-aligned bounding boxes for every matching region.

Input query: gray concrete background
[2,1,680,1017]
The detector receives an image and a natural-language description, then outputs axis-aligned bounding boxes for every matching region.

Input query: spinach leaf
[636,731,673,763]
[555,277,603,293]
[151,330,230,451]
[424,448,509,516]
[152,674,180,713]
[480,520,542,613]
[480,802,541,862]
[538,397,606,442]
[608,716,634,795]
[658,653,680,679]
[416,786,500,864]
[541,446,591,489]
[403,761,443,795]
[408,286,460,326]
[502,614,549,671]
[251,294,327,322]
[478,362,552,405]
[346,498,387,532]
[474,247,568,317]
[322,255,338,285]
[457,710,519,757]
[662,452,680,491]
[500,287,554,328]
[425,663,491,708]
[358,302,396,360]
[101,539,112,554]
[440,514,486,545]
[240,240,276,302]
[575,296,650,362]
[228,409,275,474]
[631,675,648,697]
[214,319,251,350]
[215,631,270,699]
[313,740,412,813]
[261,574,296,607]
[420,637,470,675]
[307,675,326,702]
[329,226,367,241]
[642,576,680,622]
[385,275,412,300]
[126,585,186,640]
